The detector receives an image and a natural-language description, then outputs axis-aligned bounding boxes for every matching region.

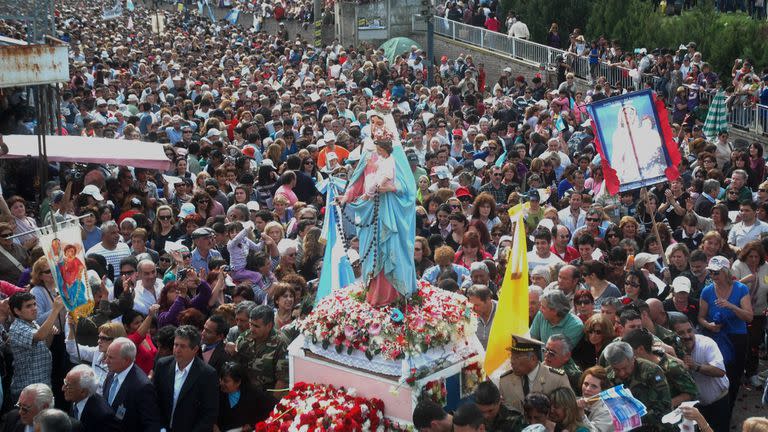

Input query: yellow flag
[483,214,529,375]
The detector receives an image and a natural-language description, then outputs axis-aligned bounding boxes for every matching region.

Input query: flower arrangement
[460,362,484,397]
[420,379,447,407]
[255,382,381,431]
[370,97,393,113]
[300,281,475,361]
[256,382,411,432]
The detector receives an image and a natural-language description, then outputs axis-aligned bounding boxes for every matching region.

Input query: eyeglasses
[198,199,210,203]
[304,161,314,165]
[451,204,461,209]
[182,253,192,259]
[710,270,720,276]
[41,269,52,274]
[624,280,640,287]
[606,233,618,238]
[544,348,558,356]
[15,403,32,414]
[587,218,600,222]
[98,335,115,342]
[159,215,172,220]
[492,173,502,177]
[575,300,593,306]
[587,329,602,335]
[159,257,172,263]
[121,270,135,276]
[760,189,768,193]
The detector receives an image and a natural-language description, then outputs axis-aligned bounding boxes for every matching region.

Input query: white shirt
[727,219,768,249]
[133,279,164,315]
[558,207,587,234]
[508,21,530,39]
[691,334,729,405]
[527,251,564,271]
[171,362,191,426]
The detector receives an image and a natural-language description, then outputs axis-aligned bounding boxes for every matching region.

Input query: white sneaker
[749,374,764,388]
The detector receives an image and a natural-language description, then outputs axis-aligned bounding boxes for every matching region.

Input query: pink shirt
[274,185,298,206]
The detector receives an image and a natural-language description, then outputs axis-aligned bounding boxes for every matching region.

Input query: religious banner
[38,223,94,319]
[586,89,680,194]
[101,2,123,20]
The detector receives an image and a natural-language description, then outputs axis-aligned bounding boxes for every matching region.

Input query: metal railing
[433,15,767,136]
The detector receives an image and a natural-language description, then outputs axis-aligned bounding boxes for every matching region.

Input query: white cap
[473,159,487,170]
[672,276,691,293]
[634,253,659,269]
[433,165,451,180]
[96,98,107,106]
[246,201,260,212]
[80,184,104,201]
[324,131,336,142]
[206,128,221,137]
[178,202,196,218]
[706,255,730,272]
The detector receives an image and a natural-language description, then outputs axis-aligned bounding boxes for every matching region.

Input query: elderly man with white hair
[63,365,120,432]
[4,383,54,432]
[133,259,163,315]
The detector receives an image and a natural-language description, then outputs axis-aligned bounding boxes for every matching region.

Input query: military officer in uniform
[543,334,582,394]
[498,335,571,414]
[474,381,527,432]
[622,328,698,407]
[604,341,672,431]
[235,305,289,396]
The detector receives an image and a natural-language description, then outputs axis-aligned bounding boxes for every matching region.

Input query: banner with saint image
[38,223,94,319]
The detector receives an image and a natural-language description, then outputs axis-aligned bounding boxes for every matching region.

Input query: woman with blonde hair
[66,320,127,394]
[548,386,594,432]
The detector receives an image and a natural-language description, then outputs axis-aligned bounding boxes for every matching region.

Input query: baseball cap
[455,186,472,199]
[473,159,487,170]
[206,128,221,138]
[246,201,260,212]
[527,189,540,201]
[433,166,451,180]
[242,145,257,159]
[706,256,730,272]
[80,184,104,201]
[407,152,419,164]
[634,253,659,269]
[178,202,196,218]
[671,276,691,293]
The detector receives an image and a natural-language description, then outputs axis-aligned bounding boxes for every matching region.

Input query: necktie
[523,375,530,395]
[72,404,79,420]
[108,375,119,405]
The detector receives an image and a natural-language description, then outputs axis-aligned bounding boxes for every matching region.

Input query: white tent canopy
[0,135,172,170]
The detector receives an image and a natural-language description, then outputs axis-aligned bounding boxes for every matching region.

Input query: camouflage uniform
[657,351,698,403]
[654,324,685,359]
[487,404,527,432]
[560,358,583,394]
[599,334,670,366]
[607,357,672,432]
[235,328,289,391]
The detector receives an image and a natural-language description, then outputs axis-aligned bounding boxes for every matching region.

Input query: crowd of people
[0,0,767,431]
[440,0,768,111]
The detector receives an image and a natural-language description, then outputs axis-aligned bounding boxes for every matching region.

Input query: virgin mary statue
[339,99,418,307]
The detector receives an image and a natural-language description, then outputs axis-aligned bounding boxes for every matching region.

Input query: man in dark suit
[153,325,219,432]
[103,337,164,432]
[1,383,54,432]
[693,178,719,218]
[200,315,232,373]
[63,365,120,432]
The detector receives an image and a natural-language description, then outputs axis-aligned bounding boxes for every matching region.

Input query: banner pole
[6,214,89,241]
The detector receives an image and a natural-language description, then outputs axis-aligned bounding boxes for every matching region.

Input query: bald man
[646,298,668,328]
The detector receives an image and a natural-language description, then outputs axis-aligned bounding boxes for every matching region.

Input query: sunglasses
[710,270,720,276]
[625,280,640,287]
[182,253,192,259]
[587,329,602,335]
[606,233,618,238]
[304,161,314,165]
[159,257,171,263]
[587,218,600,222]
[0,232,13,237]
[759,189,767,192]
[159,215,172,220]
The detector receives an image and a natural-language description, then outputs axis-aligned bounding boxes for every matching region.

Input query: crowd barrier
[433,16,767,136]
